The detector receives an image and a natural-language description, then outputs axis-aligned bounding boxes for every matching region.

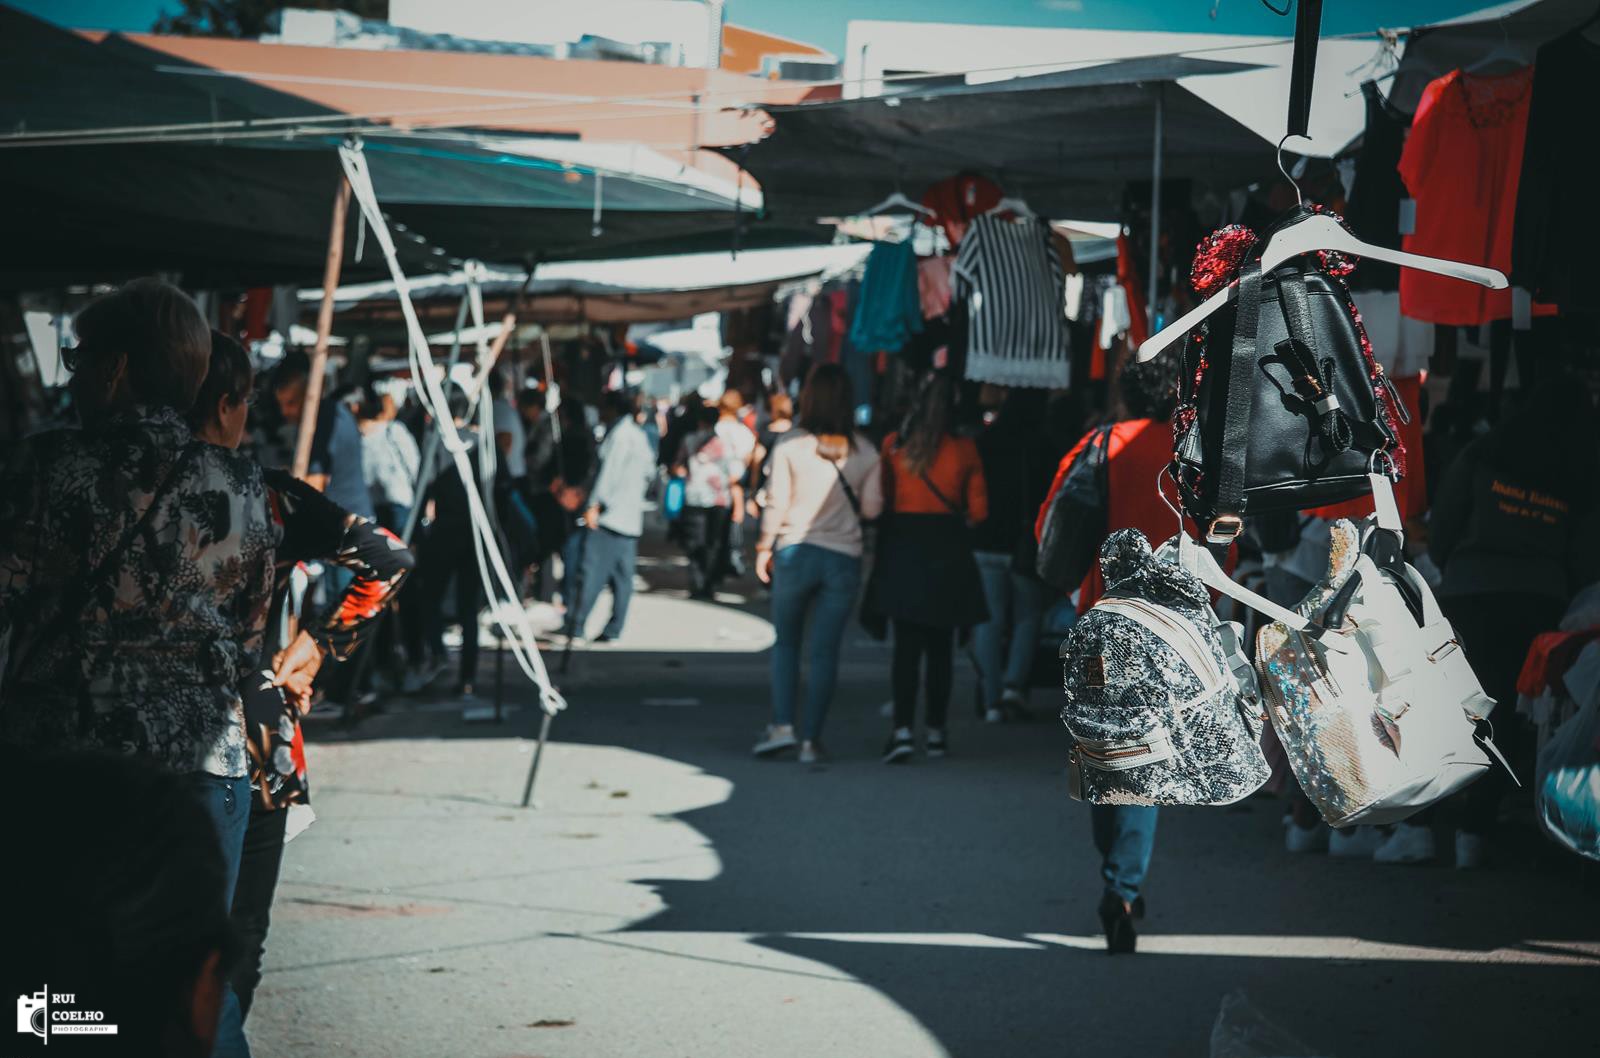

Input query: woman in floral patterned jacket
[0,279,279,1056]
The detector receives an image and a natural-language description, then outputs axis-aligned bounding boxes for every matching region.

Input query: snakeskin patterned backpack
[1059,529,1270,806]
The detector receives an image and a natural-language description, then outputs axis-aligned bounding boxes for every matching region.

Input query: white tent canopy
[310,243,870,325]
[841,20,1398,157]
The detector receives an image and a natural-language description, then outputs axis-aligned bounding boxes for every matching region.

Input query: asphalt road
[249,542,1599,1058]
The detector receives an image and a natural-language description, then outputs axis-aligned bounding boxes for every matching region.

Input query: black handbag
[1034,425,1112,591]
[1173,239,1406,546]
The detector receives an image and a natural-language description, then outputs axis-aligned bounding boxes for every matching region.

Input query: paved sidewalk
[251,547,1599,1058]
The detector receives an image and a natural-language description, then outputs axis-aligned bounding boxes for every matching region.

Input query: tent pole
[1147,83,1164,330]
[293,173,352,479]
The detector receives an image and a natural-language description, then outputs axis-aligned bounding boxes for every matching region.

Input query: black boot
[1098,891,1137,955]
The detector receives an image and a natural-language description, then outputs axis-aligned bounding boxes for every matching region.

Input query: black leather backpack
[1172,217,1406,547]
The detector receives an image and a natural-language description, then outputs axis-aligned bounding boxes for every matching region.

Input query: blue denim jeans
[1091,804,1158,906]
[971,551,1047,708]
[190,772,253,1058]
[568,527,638,639]
[770,543,862,742]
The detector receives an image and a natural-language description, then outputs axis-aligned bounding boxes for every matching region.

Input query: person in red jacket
[1036,350,1185,954]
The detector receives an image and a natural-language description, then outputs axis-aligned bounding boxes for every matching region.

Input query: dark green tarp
[0,5,818,289]
[722,56,1278,224]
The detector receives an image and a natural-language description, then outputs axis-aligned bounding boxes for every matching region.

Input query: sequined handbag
[1059,529,1270,806]
[1253,514,1499,827]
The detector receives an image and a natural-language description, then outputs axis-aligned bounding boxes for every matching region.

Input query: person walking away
[971,387,1054,723]
[876,374,988,763]
[0,279,277,1056]
[191,331,414,1021]
[549,399,597,614]
[487,372,538,575]
[673,404,743,599]
[753,366,883,764]
[406,384,487,700]
[1035,350,1187,953]
[268,348,375,523]
[564,391,656,643]
[749,390,796,516]
[1373,372,1600,868]
[715,388,759,582]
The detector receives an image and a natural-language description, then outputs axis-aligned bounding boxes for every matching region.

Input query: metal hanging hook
[1276,132,1313,207]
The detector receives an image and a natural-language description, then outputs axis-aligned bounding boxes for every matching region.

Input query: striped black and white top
[952,215,1071,389]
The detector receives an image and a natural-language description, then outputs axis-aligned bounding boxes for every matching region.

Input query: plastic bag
[1209,991,1330,1058]
[662,476,686,521]
[1536,696,1600,862]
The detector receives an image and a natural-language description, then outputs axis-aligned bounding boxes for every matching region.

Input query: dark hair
[444,382,472,422]
[486,370,508,399]
[188,330,254,431]
[599,389,633,419]
[69,277,211,411]
[898,373,954,476]
[274,348,312,391]
[798,364,855,445]
[8,747,232,1054]
[1117,349,1182,423]
[517,387,547,411]
[767,390,794,422]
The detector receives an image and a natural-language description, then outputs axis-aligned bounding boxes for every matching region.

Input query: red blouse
[1398,67,1556,325]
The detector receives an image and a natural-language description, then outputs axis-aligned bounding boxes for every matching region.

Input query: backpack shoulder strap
[1210,260,1263,546]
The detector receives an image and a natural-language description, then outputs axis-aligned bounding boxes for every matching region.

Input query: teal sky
[12,0,1502,58]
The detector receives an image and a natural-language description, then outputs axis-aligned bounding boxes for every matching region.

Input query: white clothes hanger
[1465,17,1528,73]
[984,194,1037,220]
[1136,135,1507,363]
[860,189,934,219]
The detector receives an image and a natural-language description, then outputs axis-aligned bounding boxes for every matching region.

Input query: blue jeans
[770,543,862,742]
[567,527,638,639]
[190,772,253,1058]
[560,526,586,609]
[1091,805,1158,905]
[971,551,1047,707]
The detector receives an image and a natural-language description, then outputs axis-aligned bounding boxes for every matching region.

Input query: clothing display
[920,171,1003,247]
[1344,80,1408,292]
[1513,31,1600,313]
[953,215,1071,389]
[1398,66,1555,325]
[918,254,954,319]
[850,239,924,353]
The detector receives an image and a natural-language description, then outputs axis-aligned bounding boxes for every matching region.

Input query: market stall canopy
[725,56,1278,224]
[1388,0,1599,113]
[843,21,1393,158]
[0,5,808,290]
[306,243,873,329]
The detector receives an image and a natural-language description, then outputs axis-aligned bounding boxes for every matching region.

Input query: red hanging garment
[1398,67,1557,325]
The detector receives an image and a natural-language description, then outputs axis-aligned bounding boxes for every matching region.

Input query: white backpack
[1180,479,1504,827]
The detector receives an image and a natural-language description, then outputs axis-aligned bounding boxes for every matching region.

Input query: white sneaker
[1328,826,1383,859]
[1454,830,1487,869]
[983,707,1005,724]
[1373,822,1437,865]
[798,741,823,765]
[1284,819,1329,854]
[753,725,798,757]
